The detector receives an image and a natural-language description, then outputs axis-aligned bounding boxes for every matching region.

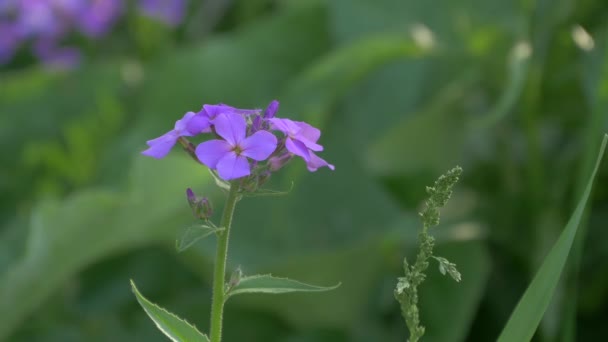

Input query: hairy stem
[209,182,240,342]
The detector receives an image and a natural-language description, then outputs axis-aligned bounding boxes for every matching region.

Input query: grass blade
[497,134,607,342]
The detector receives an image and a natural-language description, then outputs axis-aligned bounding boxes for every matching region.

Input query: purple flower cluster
[142,101,334,181]
[0,0,187,67]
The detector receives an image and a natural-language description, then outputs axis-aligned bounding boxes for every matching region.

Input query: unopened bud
[264,100,279,118]
[268,153,293,171]
[228,266,243,290]
[195,197,213,220]
[186,188,196,205]
[186,188,213,220]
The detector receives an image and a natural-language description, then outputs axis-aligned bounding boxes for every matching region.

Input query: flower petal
[174,111,195,133]
[216,153,251,180]
[306,152,335,172]
[295,121,323,151]
[269,117,300,136]
[213,112,246,146]
[195,139,232,169]
[141,132,179,159]
[240,130,278,161]
[204,104,259,120]
[186,112,212,134]
[285,137,310,161]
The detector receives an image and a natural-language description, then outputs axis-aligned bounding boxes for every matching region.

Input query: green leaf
[225,274,340,299]
[497,134,608,342]
[176,224,223,253]
[241,182,294,198]
[131,280,209,342]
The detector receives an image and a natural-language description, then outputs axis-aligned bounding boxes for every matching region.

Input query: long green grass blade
[497,134,607,342]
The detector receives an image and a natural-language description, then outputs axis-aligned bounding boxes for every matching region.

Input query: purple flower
[195,112,277,180]
[33,38,81,69]
[138,0,186,27]
[142,111,208,159]
[269,117,334,171]
[252,100,279,132]
[0,22,21,65]
[76,0,122,38]
[13,0,70,41]
[191,103,262,134]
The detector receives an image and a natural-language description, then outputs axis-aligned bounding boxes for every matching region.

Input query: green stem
[209,182,240,342]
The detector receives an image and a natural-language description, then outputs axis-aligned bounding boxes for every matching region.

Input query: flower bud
[186,188,196,205]
[268,153,293,171]
[264,100,279,118]
[195,197,213,220]
[186,188,213,219]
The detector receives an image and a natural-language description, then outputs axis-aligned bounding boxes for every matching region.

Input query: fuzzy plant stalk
[395,166,463,342]
[132,100,338,342]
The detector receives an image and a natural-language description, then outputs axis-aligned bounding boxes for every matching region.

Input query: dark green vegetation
[1,0,608,341]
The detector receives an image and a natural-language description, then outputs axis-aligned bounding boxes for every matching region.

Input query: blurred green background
[2,0,608,341]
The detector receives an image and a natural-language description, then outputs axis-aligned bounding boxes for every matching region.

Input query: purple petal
[295,121,322,151]
[204,104,260,120]
[186,188,196,203]
[306,152,335,172]
[142,132,179,159]
[240,130,278,161]
[138,0,185,27]
[174,111,195,132]
[186,113,212,134]
[263,100,279,118]
[216,153,251,180]
[195,139,232,169]
[0,23,21,64]
[76,0,122,38]
[269,117,300,136]
[285,138,310,161]
[213,112,246,146]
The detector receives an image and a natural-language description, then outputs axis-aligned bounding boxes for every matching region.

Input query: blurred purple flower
[76,0,122,38]
[269,117,334,171]
[33,38,81,69]
[0,22,21,64]
[195,112,277,180]
[138,0,186,27]
[15,0,65,38]
[142,111,209,159]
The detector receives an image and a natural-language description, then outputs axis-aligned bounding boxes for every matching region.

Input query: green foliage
[176,224,224,253]
[131,280,210,342]
[225,274,340,299]
[1,0,608,341]
[498,135,607,342]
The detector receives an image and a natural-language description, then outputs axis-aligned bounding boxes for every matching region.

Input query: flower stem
[209,182,240,342]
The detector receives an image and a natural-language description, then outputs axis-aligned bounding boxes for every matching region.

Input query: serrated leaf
[176,224,223,253]
[241,182,294,198]
[131,280,209,342]
[497,134,607,342]
[225,274,340,299]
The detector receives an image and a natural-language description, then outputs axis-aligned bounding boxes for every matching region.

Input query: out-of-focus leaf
[0,156,211,340]
[498,135,607,342]
[365,73,478,176]
[131,280,209,342]
[138,4,331,120]
[472,41,532,129]
[280,33,427,126]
